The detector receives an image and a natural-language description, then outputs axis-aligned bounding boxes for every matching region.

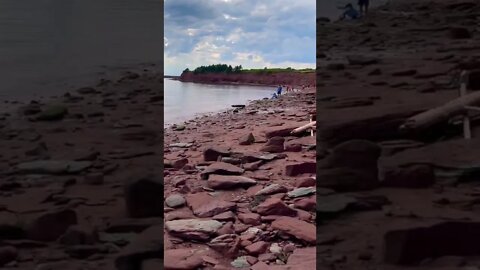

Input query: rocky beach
[316,0,480,269]
[0,68,165,269]
[163,71,317,269]
[0,67,316,269]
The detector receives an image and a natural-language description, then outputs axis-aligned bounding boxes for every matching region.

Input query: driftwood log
[291,121,316,134]
[400,90,480,131]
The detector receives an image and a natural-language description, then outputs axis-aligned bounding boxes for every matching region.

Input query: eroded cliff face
[179,71,316,87]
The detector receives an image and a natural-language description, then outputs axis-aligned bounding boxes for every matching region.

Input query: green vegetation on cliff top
[182,64,314,75]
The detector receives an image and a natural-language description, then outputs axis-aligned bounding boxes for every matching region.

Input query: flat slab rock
[16,160,92,174]
[165,219,223,241]
[271,217,316,244]
[164,249,205,270]
[207,175,257,190]
[201,162,245,180]
[185,192,236,218]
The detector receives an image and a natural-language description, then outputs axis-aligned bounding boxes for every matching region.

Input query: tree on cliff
[187,64,243,74]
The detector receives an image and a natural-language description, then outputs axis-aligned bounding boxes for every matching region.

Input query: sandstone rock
[255,184,288,196]
[286,247,316,268]
[238,213,261,225]
[382,164,435,188]
[25,209,78,242]
[163,249,204,270]
[384,222,480,265]
[165,194,186,208]
[207,175,257,190]
[208,234,240,258]
[203,147,230,161]
[287,187,316,198]
[186,192,236,218]
[294,197,316,211]
[212,211,236,222]
[165,219,223,241]
[265,126,296,139]
[295,177,316,187]
[201,162,244,180]
[285,162,316,176]
[285,143,302,152]
[124,174,163,218]
[172,158,189,169]
[245,241,269,256]
[256,198,296,217]
[115,225,163,270]
[271,217,316,244]
[239,133,255,145]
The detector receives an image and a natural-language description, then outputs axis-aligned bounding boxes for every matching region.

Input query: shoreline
[163,82,317,268]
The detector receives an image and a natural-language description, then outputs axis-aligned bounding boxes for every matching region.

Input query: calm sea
[0,0,162,101]
[164,79,273,125]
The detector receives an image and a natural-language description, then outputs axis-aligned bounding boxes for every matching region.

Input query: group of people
[340,0,369,21]
[271,85,295,99]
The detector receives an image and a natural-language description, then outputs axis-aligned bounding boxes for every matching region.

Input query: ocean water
[164,79,273,125]
[0,0,163,101]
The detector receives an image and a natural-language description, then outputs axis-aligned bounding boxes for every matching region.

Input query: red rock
[241,240,253,247]
[265,126,296,138]
[271,217,316,244]
[217,222,234,235]
[173,158,189,169]
[295,177,316,188]
[239,133,255,145]
[186,192,236,218]
[164,249,204,270]
[203,147,230,161]
[286,247,316,268]
[285,143,302,152]
[245,241,269,256]
[255,184,288,196]
[212,211,236,222]
[238,213,261,225]
[208,234,240,258]
[285,162,316,176]
[201,162,244,180]
[207,175,256,190]
[296,209,312,221]
[294,197,316,211]
[256,198,296,217]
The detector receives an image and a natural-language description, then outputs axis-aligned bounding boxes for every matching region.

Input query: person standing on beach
[277,85,283,96]
[339,4,360,20]
[358,0,369,15]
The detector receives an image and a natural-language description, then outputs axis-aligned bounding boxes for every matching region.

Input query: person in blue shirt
[276,85,283,96]
[340,3,360,20]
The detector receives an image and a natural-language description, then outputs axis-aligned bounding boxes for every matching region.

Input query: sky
[164,0,316,75]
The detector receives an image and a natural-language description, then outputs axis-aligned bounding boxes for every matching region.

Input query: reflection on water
[164,79,273,125]
[0,0,162,100]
